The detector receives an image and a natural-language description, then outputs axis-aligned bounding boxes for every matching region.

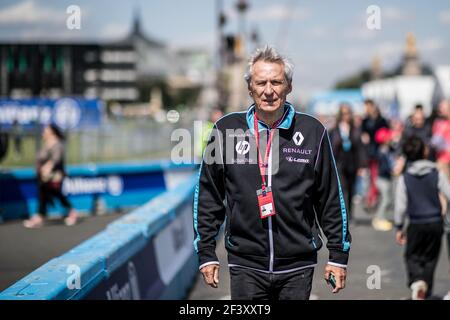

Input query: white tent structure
[362,70,448,120]
[435,66,450,100]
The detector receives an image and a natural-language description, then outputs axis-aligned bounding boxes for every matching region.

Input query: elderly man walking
[193,45,351,300]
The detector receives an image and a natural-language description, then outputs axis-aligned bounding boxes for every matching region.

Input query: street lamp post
[216,0,227,111]
[235,0,249,58]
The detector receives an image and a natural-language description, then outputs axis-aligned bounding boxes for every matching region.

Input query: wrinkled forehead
[251,60,285,80]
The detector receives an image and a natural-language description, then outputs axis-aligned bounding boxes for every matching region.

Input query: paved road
[1,204,448,299]
[0,212,126,292]
[188,203,450,300]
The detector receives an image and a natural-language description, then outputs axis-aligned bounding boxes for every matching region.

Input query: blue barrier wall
[0,173,199,300]
[0,160,197,221]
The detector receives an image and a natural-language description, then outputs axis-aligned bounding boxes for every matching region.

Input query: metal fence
[1,112,198,168]
[73,119,176,163]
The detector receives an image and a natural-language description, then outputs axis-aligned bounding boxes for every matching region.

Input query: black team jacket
[193,103,351,273]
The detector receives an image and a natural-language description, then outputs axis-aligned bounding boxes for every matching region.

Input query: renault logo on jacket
[293,131,304,146]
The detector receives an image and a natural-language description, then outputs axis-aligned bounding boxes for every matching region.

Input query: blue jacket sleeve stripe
[193,162,202,253]
[326,130,351,252]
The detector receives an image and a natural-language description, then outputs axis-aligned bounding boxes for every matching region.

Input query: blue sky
[0,0,449,102]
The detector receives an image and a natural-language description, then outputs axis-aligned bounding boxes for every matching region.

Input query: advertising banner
[0,97,104,130]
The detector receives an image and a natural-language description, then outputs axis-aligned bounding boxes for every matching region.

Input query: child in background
[444,216,450,300]
[395,136,450,299]
[372,127,395,231]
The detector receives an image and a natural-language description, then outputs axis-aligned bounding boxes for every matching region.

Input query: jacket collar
[246,102,295,134]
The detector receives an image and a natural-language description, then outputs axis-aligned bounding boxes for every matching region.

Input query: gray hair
[244,45,294,84]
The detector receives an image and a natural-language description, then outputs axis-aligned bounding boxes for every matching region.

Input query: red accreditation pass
[256,186,276,219]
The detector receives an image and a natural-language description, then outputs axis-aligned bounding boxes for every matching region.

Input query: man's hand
[324,264,347,294]
[396,230,406,245]
[200,264,220,288]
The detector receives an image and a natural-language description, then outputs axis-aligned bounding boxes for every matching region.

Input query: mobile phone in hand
[327,273,336,289]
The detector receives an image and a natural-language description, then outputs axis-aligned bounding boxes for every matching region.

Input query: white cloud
[0,0,94,40]
[248,4,310,21]
[374,41,403,61]
[339,41,402,72]
[344,6,414,41]
[343,27,379,41]
[421,38,445,52]
[343,47,366,61]
[223,4,308,23]
[170,31,214,51]
[0,0,65,25]
[340,37,445,74]
[224,4,310,25]
[438,11,450,24]
[306,26,328,38]
[382,6,413,22]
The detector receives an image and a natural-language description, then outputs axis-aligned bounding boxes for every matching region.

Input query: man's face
[340,106,352,123]
[439,100,450,118]
[365,103,376,117]
[412,111,425,127]
[249,60,292,114]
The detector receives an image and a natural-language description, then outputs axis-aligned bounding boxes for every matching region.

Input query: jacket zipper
[267,128,274,273]
[311,236,317,249]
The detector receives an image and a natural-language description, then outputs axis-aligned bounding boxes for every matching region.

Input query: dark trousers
[447,231,450,263]
[230,267,314,300]
[38,181,72,216]
[405,222,443,297]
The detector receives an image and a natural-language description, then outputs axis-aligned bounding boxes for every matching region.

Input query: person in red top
[361,100,389,211]
[432,99,450,179]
